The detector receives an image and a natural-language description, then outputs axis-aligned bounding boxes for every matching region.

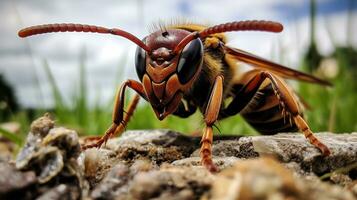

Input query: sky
[0,0,356,108]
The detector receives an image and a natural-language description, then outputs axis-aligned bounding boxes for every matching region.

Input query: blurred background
[0,0,356,145]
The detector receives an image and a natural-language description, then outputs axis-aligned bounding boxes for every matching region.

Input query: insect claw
[212,124,221,134]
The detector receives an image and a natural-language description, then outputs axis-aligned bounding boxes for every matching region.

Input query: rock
[192,136,259,159]
[205,157,299,200]
[128,166,213,200]
[90,162,131,199]
[4,115,357,200]
[13,114,89,199]
[0,161,36,199]
[172,157,240,170]
[16,125,82,184]
[82,148,118,187]
[91,159,156,199]
[330,172,353,185]
[36,184,80,200]
[252,133,357,174]
[205,157,356,200]
[0,122,21,134]
[92,161,214,200]
[0,122,20,161]
[29,113,55,137]
[103,130,357,176]
[0,140,14,162]
[84,130,356,199]
[350,181,357,197]
[104,130,200,165]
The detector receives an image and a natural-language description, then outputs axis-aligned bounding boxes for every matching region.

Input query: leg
[262,72,330,155]
[82,80,146,149]
[82,94,140,145]
[200,75,224,172]
[222,70,330,155]
[219,78,264,119]
[111,94,140,137]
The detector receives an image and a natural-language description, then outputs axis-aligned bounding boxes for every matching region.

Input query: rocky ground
[0,114,356,200]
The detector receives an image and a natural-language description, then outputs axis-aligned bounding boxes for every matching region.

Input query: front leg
[200,75,224,172]
[82,79,146,149]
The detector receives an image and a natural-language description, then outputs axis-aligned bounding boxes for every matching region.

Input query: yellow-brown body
[170,23,300,134]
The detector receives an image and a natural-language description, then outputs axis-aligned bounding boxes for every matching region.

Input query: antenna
[173,20,283,54]
[18,23,151,52]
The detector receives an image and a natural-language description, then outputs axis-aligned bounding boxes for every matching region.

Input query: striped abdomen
[240,83,299,135]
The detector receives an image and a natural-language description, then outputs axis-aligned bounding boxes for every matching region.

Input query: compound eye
[135,38,147,81]
[177,38,203,84]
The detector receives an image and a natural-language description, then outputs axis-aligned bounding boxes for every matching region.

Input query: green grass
[299,51,357,132]
[2,53,356,148]
[22,47,257,137]
[40,48,113,136]
[3,40,356,146]
[2,1,356,145]
[299,0,357,132]
[25,45,257,137]
[127,105,257,135]
[0,127,23,145]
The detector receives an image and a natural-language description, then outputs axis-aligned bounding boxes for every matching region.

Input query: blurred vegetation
[304,0,322,73]
[0,1,356,146]
[37,49,256,136]
[299,51,356,132]
[299,0,357,132]
[0,74,19,121]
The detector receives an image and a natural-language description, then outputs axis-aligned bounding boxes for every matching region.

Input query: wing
[223,45,332,86]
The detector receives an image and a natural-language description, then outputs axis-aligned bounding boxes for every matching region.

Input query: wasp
[19,20,332,172]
